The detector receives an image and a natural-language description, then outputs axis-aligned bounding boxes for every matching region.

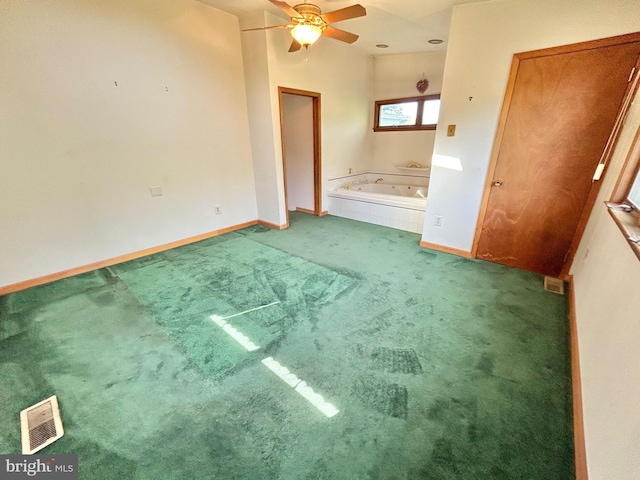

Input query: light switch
[447,125,456,137]
[149,186,163,197]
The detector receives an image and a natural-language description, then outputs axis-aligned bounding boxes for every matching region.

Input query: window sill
[607,203,640,261]
[373,125,436,132]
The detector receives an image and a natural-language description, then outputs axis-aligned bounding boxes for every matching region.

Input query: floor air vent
[20,395,64,454]
[544,276,565,295]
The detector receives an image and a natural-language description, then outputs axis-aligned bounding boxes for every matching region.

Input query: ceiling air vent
[20,395,64,454]
[544,276,565,295]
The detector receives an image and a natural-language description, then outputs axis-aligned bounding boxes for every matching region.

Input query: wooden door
[475,38,640,277]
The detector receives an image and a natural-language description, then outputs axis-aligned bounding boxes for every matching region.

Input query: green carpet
[0,212,574,479]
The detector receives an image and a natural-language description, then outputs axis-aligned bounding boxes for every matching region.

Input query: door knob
[493,180,503,186]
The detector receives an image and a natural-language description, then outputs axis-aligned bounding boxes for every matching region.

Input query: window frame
[623,156,640,211]
[373,94,440,132]
[609,116,640,261]
[590,54,640,261]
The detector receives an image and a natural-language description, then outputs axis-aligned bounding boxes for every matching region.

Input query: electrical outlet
[215,205,222,215]
[434,215,443,226]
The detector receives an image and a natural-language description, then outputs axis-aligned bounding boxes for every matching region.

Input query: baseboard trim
[295,208,329,217]
[295,207,316,215]
[568,275,589,480]
[0,220,258,296]
[419,240,473,258]
[258,220,288,230]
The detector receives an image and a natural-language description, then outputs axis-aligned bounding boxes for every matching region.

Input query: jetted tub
[327,182,427,233]
[349,183,427,199]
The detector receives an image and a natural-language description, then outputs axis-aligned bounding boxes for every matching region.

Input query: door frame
[470,32,640,279]
[278,87,322,222]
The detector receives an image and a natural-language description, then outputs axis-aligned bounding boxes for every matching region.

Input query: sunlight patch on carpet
[262,357,339,418]
[210,315,260,352]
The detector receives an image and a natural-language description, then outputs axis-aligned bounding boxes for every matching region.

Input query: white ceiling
[195,0,491,55]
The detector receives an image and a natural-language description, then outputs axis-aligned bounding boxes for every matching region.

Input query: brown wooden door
[476,39,640,276]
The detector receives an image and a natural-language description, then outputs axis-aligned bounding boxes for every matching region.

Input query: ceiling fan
[243,0,367,52]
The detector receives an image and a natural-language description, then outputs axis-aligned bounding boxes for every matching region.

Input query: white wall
[570,94,640,480]
[371,52,446,173]
[240,11,282,225]
[282,94,314,211]
[241,12,373,224]
[0,0,257,288]
[422,0,640,251]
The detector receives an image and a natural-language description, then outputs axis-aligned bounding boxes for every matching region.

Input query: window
[609,123,640,260]
[627,162,640,210]
[595,62,640,260]
[373,95,440,132]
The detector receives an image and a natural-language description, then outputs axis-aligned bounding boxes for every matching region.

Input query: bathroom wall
[371,52,446,173]
[0,0,257,288]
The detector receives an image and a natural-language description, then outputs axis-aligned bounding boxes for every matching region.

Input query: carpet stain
[476,351,495,376]
[430,437,460,473]
[427,398,449,420]
[490,464,511,478]
[88,289,115,307]
[405,297,419,307]
[371,347,423,374]
[351,376,409,419]
[473,303,487,318]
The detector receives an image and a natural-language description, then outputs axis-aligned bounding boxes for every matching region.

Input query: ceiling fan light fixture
[291,23,323,47]
[248,1,366,53]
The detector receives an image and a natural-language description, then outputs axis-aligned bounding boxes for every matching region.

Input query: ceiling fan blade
[289,39,302,53]
[322,26,359,44]
[269,0,302,19]
[242,25,291,32]
[321,4,366,24]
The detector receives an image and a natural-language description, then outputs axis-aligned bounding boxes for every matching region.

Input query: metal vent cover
[20,395,64,454]
[544,276,565,295]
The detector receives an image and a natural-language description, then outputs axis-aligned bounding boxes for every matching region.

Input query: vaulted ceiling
[195,0,491,55]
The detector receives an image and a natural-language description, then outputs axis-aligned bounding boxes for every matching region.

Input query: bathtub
[327,182,427,233]
[349,183,427,199]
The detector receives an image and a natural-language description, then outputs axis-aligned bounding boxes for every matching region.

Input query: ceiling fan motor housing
[293,3,326,29]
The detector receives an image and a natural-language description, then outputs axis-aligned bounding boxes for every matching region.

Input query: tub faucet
[344,180,368,190]
[375,178,384,183]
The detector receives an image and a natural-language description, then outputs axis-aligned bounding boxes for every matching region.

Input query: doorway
[473,33,640,277]
[278,87,321,223]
